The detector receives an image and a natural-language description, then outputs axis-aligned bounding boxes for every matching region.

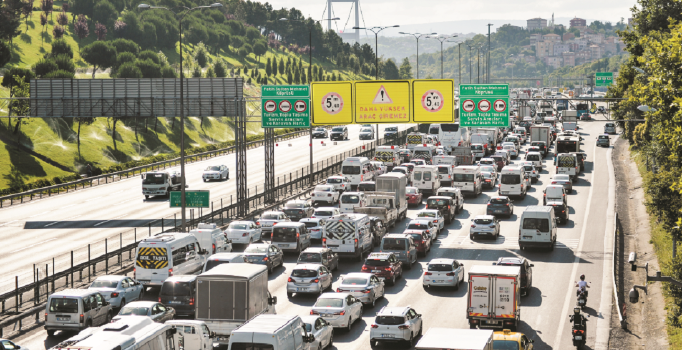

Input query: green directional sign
[595,72,613,87]
[170,190,210,208]
[459,84,510,127]
[261,85,310,128]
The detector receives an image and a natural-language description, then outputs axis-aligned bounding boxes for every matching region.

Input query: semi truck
[375,173,408,221]
[467,265,521,331]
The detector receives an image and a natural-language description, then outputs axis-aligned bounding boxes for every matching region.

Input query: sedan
[112,301,175,323]
[405,220,437,242]
[243,243,284,273]
[88,275,144,308]
[202,165,229,181]
[301,316,334,350]
[224,220,262,245]
[481,172,496,189]
[312,185,340,205]
[486,196,514,217]
[359,127,375,140]
[336,273,385,308]
[325,176,350,192]
[311,293,363,331]
[259,211,290,234]
[406,187,422,207]
[287,264,333,297]
[415,209,445,233]
[283,199,315,221]
[469,215,500,240]
[312,127,328,138]
[423,258,465,290]
[550,174,573,193]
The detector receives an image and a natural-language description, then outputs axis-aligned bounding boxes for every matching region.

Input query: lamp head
[209,3,223,8]
[138,3,151,9]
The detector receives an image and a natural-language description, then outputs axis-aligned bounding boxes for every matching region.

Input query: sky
[264,0,636,34]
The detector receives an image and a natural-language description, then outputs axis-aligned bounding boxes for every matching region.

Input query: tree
[52,24,64,39]
[205,66,216,78]
[21,1,32,32]
[231,36,244,50]
[1,67,33,88]
[112,51,135,76]
[238,45,250,58]
[192,66,202,77]
[278,58,284,75]
[383,58,400,79]
[39,12,47,36]
[50,39,73,58]
[399,57,413,79]
[73,14,89,45]
[44,69,74,78]
[265,57,272,76]
[286,70,292,84]
[111,38,138,56]
[113,20,126,38]
[136,59,162,78]
[53,54,75,73]
[1,1,23,47]
[92,0,117,30]
[252,41,267,63]
[40,0,53,20]
[81,41,116,78]
[293,68,300,84]
[33,58,58,77]
[9,76,30,138]
[57,11,68,27]
[194,43,208,68]
[160,66,176,78]
[95,22,107,40]
[69,0,94,20]
[0,40,11,68]
[138,50,159,64]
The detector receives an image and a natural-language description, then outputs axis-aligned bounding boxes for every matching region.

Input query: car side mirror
[460,263,465,266]
[268,296,278,305]
[530,264,535,267]
[210,331,216,338]
[305,334,316,343]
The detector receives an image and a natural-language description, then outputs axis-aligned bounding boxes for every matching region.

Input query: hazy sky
[265,0,635,29]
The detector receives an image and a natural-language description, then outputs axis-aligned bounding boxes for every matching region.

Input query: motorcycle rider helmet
[579,274,585,281]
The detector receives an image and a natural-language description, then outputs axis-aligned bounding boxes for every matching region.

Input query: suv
[369,307,423,348]
[282,199,314,222]
[380,234,418,269]
[425,196,457,224]
[493,257,534,296]
[330,126,348,140]
[361,252,403,285]
[486,196,514,217]
[530,141,547,157]
[297,247,339,271]
[597,134,610,147]
[45,289,114,336]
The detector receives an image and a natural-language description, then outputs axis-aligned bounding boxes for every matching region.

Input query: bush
[44,70,75,78]
[32,59,59,77]
[214,60,227,77]
[205,66,216,78]
[53,54,75,73]
[1,67,34,88]
[238,44,251,58]
[112,51,136,74]
[138,50,160,65]
[186,24,208,45]
[245,27,260,43]
[140,22,157,48]
[50,39,72,58]
[135,59,162,78]
[92,0,118,29]
[0,41,11,68]
[160,66,176,78]
[194,43,209,68]
[111,39,140,56]
[117,62,143,78]
[231,36,244,49]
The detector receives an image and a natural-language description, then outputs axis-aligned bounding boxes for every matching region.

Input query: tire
[139,288,145,300]
[144,195,149,199]
[203,179,207,182]
[120,298,126,308]
[327,331,334,349]
[418,323,423,337]
[470,234,475,241]
[287,292,293,298]
[227,173,230,180]
[370,293,377,308]
[105,312,112,324]
[346,317,353,332]
[406,333,414,348]
[389,274,396,286]
[470,323,477,329]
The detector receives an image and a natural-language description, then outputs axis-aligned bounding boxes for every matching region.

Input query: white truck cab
[142,169,183,199]
[167,320,217,350]
[229,315,314,350]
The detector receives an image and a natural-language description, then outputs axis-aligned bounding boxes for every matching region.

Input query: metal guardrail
[0,127,415,338]
[613,213,626,328]
[0,129,310,207]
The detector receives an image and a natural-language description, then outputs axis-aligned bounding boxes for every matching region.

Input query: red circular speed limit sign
[279,100,292,113]
[494,99,507,112]
[264,100,277,113]
[462,99,476,112]
[478,99,491,113]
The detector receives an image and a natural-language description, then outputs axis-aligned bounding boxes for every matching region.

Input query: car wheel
[105,312,112,324]
[346,317,353,332]
[406,333,414,348]
[47,330,56,337]
[470,234,474,240]
[390,274,396,286]
[418,323,423,337]
[144,195,149,199]
[287,292,293,298]
[327,331,334,349]
[203,179,207,182]
[138,288,145,300]
[120,298,126,308]
[370,294,376,308]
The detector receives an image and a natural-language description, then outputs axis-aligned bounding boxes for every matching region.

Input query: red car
[406,187,422,207]
[360,252,403,285]
[405,230,431,256]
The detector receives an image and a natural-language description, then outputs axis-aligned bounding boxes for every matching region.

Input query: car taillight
[322,238,327,246]
[362,289,371,294]
[354,238,358,246]
[337,288,343,292]
[189,297,195,305]
[311,310,318,315]
[168,268,173,276]
[434,220,438,223]
[111,292,119,298]
[273,222,277,226]
[288,277,293,282]
[263,256,268,261]
[362,266,369,271]
[446,272,456,276]
[424,272,432,276]
[398,325,410,329]
[371,324,379,328]
[256,221,260,226]
[338,311,346,315]
[159,296,162,302]
[506,203,509,206]
[385,267,392,271]
[133,268,136,279]
[471,224,476,227]
[80,314,85,323]
[44,313,48,322]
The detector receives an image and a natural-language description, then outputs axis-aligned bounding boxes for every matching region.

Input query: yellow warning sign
[355,80,411,124]
[311,81,354,125]
[412,79,455,123]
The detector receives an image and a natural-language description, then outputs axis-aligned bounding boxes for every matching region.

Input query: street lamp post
[477,46,482,83]
[399,32,437,79]
[449,41,461,87]
[426,35,457,79]
[353,25,399,144]
[280,17,339,186]
[139,2,223,233]
[466,45,473,83]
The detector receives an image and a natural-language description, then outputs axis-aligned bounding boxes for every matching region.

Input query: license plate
[382,334,395,338]
[500,191,508,194]
[57,317,68,321]
[433,280,444,283]
[324,314,333,317]
[495,210,503,213]
[278,244,290,247]
[523,236,532,239]
[139,280,150,284]
[168,301,182,304]
[297,288,308,292]
[373,270,382,273]
[579,300,585,304]
[574,336,582,340]
[486,320,497,324]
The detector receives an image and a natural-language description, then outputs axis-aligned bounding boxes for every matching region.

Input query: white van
[134,233,208,286]
[556,153,579,181]
[412,165,441,196]
[190,223,232,255]
[451,166,482,196]
[341,157,373,189]
[412,144,437,164]
[375,145,400,170]
[519,206,558,251]
[499,166,527,198]
[202,252,246,273]
[439,123,470,153]
[45,289,115,336]
[324,213,373,261]
[229,315,314,350]
[433,156,456,187]
[339,191,367,213]
[271,222,312,253]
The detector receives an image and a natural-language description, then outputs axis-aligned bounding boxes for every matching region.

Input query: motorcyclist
[575,274,590,297]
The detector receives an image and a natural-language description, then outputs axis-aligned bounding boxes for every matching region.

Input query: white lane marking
[595,139,617,350]
[0,220,20,227]
[43,222,58,227]
[93,215,127,227]
[10,237,58,253]
[552,131,599,349]
[28,210,52,218]
[61,204,77,210]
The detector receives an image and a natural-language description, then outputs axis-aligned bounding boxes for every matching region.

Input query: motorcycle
[576,288,587,310]
[570,308,588,349]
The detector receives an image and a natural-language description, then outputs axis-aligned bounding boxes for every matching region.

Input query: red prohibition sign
[462,99,476,112]
[279,100,292,112]
[478,99,491,113]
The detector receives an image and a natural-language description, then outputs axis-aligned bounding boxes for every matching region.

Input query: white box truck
[195,264,277,346]
[375,173,408,221]
[415,328,494,350]
[529,125,551,145]
[406,132,427,150]
[467,265,521,331]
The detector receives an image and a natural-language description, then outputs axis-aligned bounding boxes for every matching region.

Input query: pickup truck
[353,192,400,228]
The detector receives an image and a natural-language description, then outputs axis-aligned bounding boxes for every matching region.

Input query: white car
[258,211,290,234]
[520,161,539,183]
[202,165,229,181]
[88,275,144,308]
[415,209,445,233]
[300,218,326,240]
[286,264,333,297]
[312,207,340,220]
[369,306,423,348]
[312,185,340,205]
[301,316,334,350]
[469,215,500,240]
[335,272,385,308]
[311,292,364,331]
[479,165,497,179]
[326,176,351,192]
[502,144,518,159]
[224,220,262,245]
[422,258,465,289]
[405,219,437,242]
[0,339,29,350]
[370,161,386,175]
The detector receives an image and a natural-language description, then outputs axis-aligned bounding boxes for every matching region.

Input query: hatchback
[297,247,339,271]
[481,172,496,189]
[336,272,385,307]
[112,301,175,323]
[469,215,501,240]
[405,219,437,242]
[312,207,340,220]
[158,275,197,317]
[311,293,363,331]
[380,234,419,269]
[597,134,610,147]
[369,307,423,348]
[406,187,422,207]
[326,176,350,192]
[423,258,465,289]
[360,252,403,285]
[282,199,314,221]
[604,123,617,135]
[405,231,432,256]
[415,209,445,233]
[258,211,290,235]
[287,264,333,297]
[503,144,518,159]
[243,243,283,273]
[300,218,327,241]
[520,162,539,183]
[486,196,514,217]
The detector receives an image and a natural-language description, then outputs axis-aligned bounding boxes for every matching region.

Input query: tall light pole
[487,23,493,83]
[280,16,339,186]
[353,25,399,144]
[139,2,223,233]
[426,35,457,79]
[466,45,473,83]
[449,41,461,86]
[399,32,437,79]
[477,46,482,83]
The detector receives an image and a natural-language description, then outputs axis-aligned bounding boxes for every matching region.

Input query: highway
[0,124,411,292]
[12,117,616,350]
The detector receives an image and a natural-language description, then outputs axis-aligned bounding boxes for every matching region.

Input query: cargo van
[159,275,198,317]
[271,222,311,253]
[499,166,527,198]
[467,265,521,331]
[412,165,441,196]
[374,145,400,170]
[413,144,437,164]
[324,213,373,261]
[451,166,482,196]
[341,157,373,189]
[135,233,208,286]
[190,223,232,255]
[339,192,367,213]
[45,289,114,336]
[518,206,558,250]
[433,156,457,187]
[229,315,315,350]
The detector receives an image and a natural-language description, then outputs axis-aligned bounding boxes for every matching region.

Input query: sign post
[595,72,613,87]
[170,190,210,208]
[261,85,310,128]
[459,84,510,127]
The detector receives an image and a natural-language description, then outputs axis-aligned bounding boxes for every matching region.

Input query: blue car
[243,243,284,273]
[596,134,610,147]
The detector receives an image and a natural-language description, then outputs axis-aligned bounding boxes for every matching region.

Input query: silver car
[311,293,363,331]
[335,272,385,308]
[202,165,229,181]
[88,275,144,308]
[469,215,500,240]
[423,258,465,289]
[112,301,175,323]
[224,220,262,245]
[301,316,334,350]
[520,162,539,183]
[551,174,573,193]
[258,211,290,234]
[286,264,333,297]
[300,218,327,240]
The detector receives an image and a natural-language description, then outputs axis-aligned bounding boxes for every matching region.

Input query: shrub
[32,59,59,77]
[1,67,34,88]
[117,62,143,78]
[53,54,75,73]
[52,25,65,39]
[92,0,118,29]
[44,70,75,78]
[111,39,140,56]
[214,60,227,77]
[135,59,162,78]
[50,39,73,58]
[138,50,160,65]
[160,66,176,78]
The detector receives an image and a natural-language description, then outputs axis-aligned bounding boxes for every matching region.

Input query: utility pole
[427,35,457,79]
[487,24,493,83]
[400,32,437,79]
[467,45,473,83]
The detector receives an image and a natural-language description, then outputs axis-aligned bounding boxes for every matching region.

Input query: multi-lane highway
[0,124,410,291]
[12,116,616,350]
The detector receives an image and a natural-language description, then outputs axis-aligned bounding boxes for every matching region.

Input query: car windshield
[361,128,372,132]
[285,203,305,209]
[342,166,361,175]
[527,155,539,161]
[386,127,398,131]
[315,210,333,216]
[474,218,494,225]
[341,195,360,204]
[327,178,342,184]
[407,223,428,230]
[315,298,343,308]
[482,172,493,179]
[427,199,448,207]
[428,264,453,272]
[205,166,221,171]
[292,269,318,278]
[375,316,406,325]
[523,166,533,172]
[490,198,508,205]
[119,307,149,316]
[392,168,406,174]
[406,188,418,194]
[49,298,78,313]
[229,223,249,230]
[382,238,407,250]
[261,214,280,220]
[315,128,325,131]
[231,344,274,350]
[90,280,118,288]
[245,246,268,253]
[298,253,322,262]
[342,277,369,285]
[272,227,299,242]
[409,233,423,242]
[417,212,436,218]
[364,259,389,267]
[302,222,319,228]
[142,173,166,185]
[522,218,550,232]
[493,340,520,350]
[332,127,344,132]
[160,281,192,296]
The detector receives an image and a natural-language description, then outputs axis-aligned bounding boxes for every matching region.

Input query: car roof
[292,264,324,271]
[474,215,495,220]
[124,301,157,308]
[315,207,337,210]
[429,258,455,265]
[367,252,393,259]
[302,247,328,253]
[417,209,439,213]
[377,306,410,316]
[327,176,343,179]
[164,275,198,282]
[51,289,100,297]
[496,257,525,265]
[526,151,541,155]
[319,292,350,299]
[230,220,255,225]
[208,252,244,260]
[385,233,411,239]
[343,272,373,280]
[493,330,525,341]
[95,275,126,281]
[262,211,284,215]
[408,219,432,224]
